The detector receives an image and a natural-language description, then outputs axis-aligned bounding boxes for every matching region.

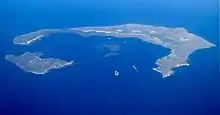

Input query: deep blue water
[0,0,219,115]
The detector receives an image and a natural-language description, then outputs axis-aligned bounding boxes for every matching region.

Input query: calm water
[0,0,219,115]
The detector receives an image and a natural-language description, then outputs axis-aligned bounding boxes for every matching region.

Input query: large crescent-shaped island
[6,24,215,78]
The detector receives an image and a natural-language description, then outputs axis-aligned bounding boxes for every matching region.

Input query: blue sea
[0,0,219,115]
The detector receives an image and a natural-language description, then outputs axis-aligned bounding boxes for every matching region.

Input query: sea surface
[0,0,219,115]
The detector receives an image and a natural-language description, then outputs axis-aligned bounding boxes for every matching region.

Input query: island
[10,24,216,77]
[98,44,121,57]
[5,52,74,74]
